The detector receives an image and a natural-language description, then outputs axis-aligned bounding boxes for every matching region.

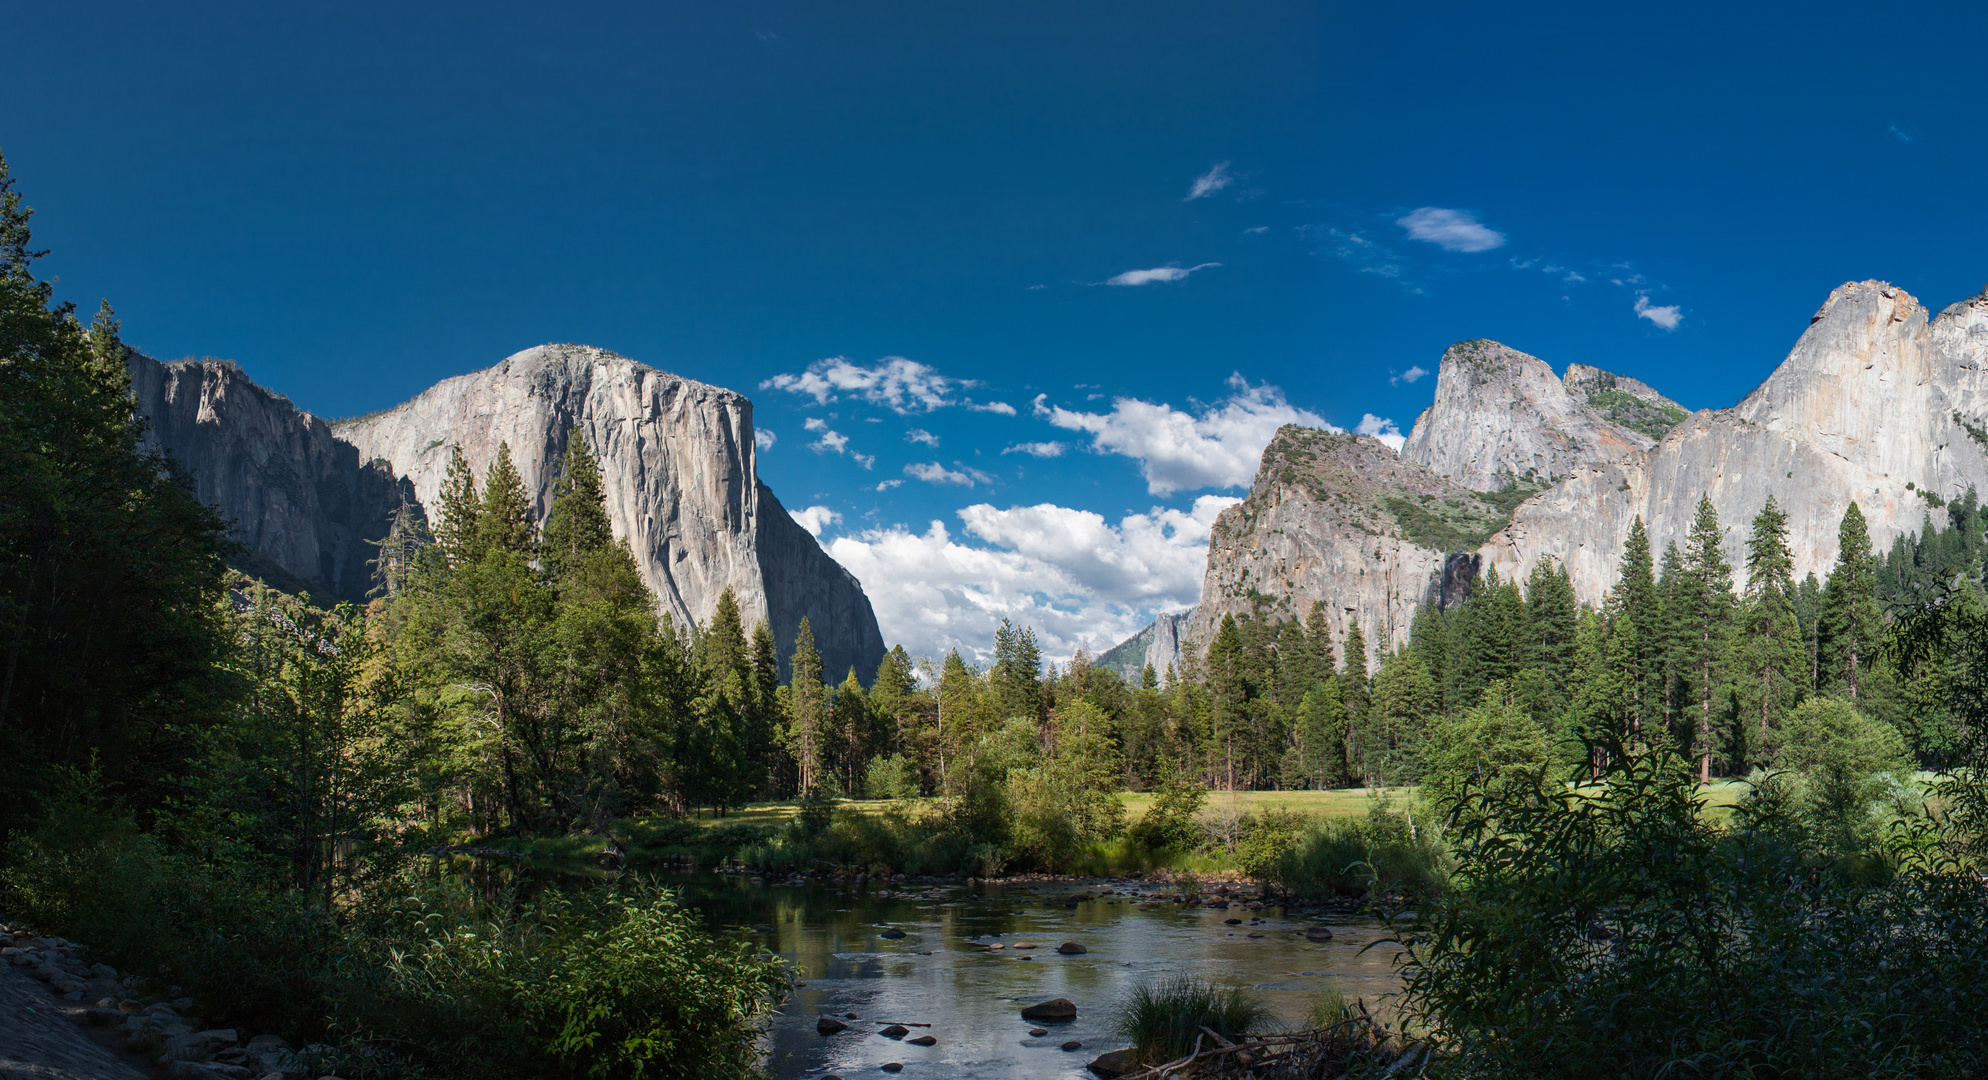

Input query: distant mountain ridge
[131,344,886,681]
[1114,279,1988,677]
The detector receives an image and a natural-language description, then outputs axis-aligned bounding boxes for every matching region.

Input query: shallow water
[663,874,1402,1079]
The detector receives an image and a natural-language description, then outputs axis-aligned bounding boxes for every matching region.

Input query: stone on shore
[1087,1048,1141,1077]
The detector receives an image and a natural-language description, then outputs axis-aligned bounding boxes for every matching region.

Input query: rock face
[130,356,412,601]
[1138,280,1988,667]
[133,344,885,681]
[1484,281,1988,604]
[1177,428,1515,670]
[1562,362,1690,440]
[1094,610,1191,682]
[1400,339,1653,492]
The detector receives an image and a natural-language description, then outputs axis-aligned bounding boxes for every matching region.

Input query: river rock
[879,928,905,940]
[816,1017,848,1036]
[879,1024,909,1039]
[1061,1040,1083,1051]
[1305,926,1334,942]
[1021,998,1077,1022]
[1087,1048,1142,1077]
[1057,941,1086,954]
[881,1064,903,1073]
[906,1034,936,1046]
[162,1029,238,1063]
[1029,1027,1048,1036]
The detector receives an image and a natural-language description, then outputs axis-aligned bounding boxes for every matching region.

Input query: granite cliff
[1116,279,1988,676]
[132,345,886,681]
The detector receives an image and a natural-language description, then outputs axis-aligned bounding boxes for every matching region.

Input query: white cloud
[812,429,850,454]
[804,417,827,431]
[1186,161,1233,201]
[790,505,841,537]
[876,479,904,491]
[1027,283,1048,290]
[1002,441,1066,458]
[1634,295,1683,330]
[762,356,971,413]
[1036,375,1336,495]
[1356,414,1406,453]
[968,400,1018,415]
[754,428,776,449]
[1889,122,1914,143]
[822,495,1238,663]
[1244,225,1269,234]
[852,452,876,470]
[1396,207,1506,253]
[905,461,989,487]
[1391,365,1429,386]
[906,428,940,447]
[1106,262,1221,286]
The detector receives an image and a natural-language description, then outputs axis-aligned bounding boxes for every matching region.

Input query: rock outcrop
[1399,340,1653,491]
[131,356,412,602]
[1131,280,1988,668]
[1175,427,1518,671]
[133,345,886,681]
[1095,611,1191,682]
[1484,281,1988,605]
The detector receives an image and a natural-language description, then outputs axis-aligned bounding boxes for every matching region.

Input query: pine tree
[1610,517,1664,747]
[1674,494,1737,782]
[1366,647,1437,786]
[435,444,482,565]
[1340,618,1371,779]
[1528,558,1579,692]
[1206,614,1248,790]
[478,442,537,557]
[832,668,870,796]
[1739,496,1805,767]
[541,436,613,579]
[788,617,828,794]
[1821,501,1884,701]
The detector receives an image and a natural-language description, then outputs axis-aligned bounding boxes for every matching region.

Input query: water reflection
[661,874,1402,1079]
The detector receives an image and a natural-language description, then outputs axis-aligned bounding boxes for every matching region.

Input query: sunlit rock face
[133,344,885,681]
[1128,280,1988,671]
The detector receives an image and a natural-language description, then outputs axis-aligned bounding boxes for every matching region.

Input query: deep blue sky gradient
[10,0,1988,656]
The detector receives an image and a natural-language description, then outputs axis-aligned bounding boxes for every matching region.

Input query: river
[661,873,1403,1079]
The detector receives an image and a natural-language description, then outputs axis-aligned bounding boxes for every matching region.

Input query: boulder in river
[1029,1028,1048,1036]
[1223,918,1243,925]
[1061,1039,1083,1051]
[907,1035,937,1046]
[1057,941,1087,954]
[881,1064,903,1073]
[1087,1048,1142,1077]
[879,928,906,939]
[1021,998,1077,1022]
[817,1017,849,1035]
[879,1024,910,1039]
[1305,926,1334,942]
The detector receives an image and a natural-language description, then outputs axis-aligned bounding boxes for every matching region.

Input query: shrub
[337,879,791,1080]
[1275,796,1450,898]
[1399,737,1988,1079]
[861,753,919,799]
[1127,774,1207,854]
[1114,977,1267,1064]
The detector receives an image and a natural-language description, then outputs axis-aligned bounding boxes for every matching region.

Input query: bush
[1127,775,1207,854]
[338,879,790,1080]
[1275,796,1450,898]
[861,753,919,799]
[1233,808,1306,880]
[1399,738,1988,1079]
[1114,977,1267,1064]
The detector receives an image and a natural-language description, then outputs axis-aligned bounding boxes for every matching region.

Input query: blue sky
[10,0,1988,662]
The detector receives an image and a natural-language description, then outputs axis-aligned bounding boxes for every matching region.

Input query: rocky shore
[0,924,336,1080]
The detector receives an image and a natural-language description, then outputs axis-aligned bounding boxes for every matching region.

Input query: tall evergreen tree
[787,617,828,794]
[1609,517,1664,747]
[1821,501,1884,701]
[477,443,536,557]
[1205,614,1248,790]
[1739,496,1804,766]
[1674,495,1737,782]
[541,436,614,578]
[1340,618,1371,779]
[1528,558,1580,692]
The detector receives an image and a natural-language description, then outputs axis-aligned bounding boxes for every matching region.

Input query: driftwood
[1116,998,1426,1080]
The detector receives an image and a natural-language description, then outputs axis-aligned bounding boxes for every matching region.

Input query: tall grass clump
[1114,977,1268,1064]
